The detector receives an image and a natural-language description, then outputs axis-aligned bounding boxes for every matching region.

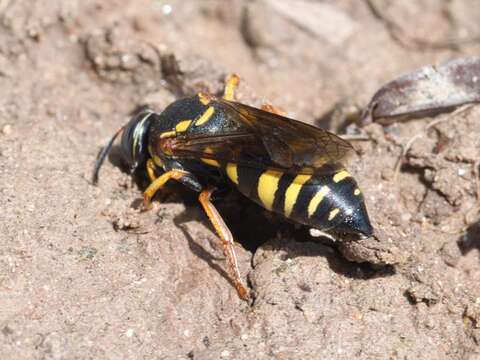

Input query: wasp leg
[143,169,189,209]
[199,187,250,301]
[261,103,287,116]
[146,159,157,182]
[145,159,177,203]
[223,74,240,101]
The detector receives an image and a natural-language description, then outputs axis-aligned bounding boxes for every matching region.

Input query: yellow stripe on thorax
[175,120,192,132]
[226,163,238,184]
[160,118,194,138]
[160,130,176,138]
[307,186,330,218]
[284,174,312,217]
[195,106,215,126]
[257,169,283,211]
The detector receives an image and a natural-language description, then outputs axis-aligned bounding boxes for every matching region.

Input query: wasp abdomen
[223,163,373,237]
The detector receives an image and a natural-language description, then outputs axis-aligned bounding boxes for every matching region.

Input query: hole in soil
[458,220,480,256]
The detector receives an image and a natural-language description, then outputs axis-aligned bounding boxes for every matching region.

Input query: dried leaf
[362,57,480,124]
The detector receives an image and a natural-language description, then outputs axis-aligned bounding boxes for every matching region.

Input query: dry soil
[1,1,480,359]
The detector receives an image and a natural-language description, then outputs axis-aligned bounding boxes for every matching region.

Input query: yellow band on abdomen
[307,186,330,218]
[284,174,312,217]
[333,170,350,183]
[257,169,283,211]
[226,163,238,184]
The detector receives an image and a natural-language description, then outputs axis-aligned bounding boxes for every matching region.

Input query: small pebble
[162,4,172,15]
[457,168,466,177]
[2,124,12,135]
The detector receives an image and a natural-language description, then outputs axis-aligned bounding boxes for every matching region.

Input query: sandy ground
[1,0,480,359]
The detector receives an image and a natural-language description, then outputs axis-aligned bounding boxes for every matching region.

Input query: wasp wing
[171,132,278,168]
[170,99,354,174]
[219,99,354,168]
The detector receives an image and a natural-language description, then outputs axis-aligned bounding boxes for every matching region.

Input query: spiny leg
[143,169,189,209]
[224,74,286,117]
[199,187,250,301]
[223,74,240,101]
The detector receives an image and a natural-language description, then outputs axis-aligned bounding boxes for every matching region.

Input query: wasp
[93,74,373,301]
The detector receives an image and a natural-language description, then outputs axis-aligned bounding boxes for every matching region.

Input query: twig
[340,133,371,142]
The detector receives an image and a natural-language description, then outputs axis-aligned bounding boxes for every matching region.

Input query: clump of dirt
[1,1,480,359]
[85,26,162,88]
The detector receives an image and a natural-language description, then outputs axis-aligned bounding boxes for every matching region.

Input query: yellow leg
[199,188,250,301]
[146,159,157,182]
[223,74,240,101]
[261,103,287,116]
[143,169,189,209]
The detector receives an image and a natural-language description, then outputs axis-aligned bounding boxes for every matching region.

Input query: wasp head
[120,109,155,174]
[92,109,155,184]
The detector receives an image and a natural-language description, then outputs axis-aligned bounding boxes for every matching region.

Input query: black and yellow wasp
[93,75,373,300]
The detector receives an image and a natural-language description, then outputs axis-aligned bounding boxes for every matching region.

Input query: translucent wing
[169,98,354,174]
